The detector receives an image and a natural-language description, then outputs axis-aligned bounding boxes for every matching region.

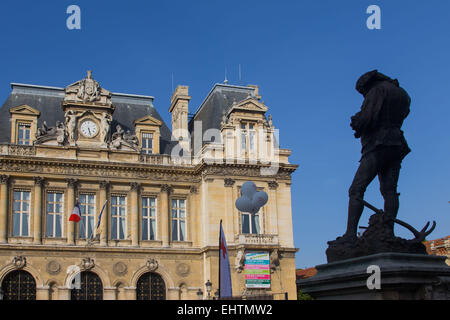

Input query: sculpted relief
[65,70,110,105]
[111,125,140,152]
[36,120,67,146]
[34,71,143,151]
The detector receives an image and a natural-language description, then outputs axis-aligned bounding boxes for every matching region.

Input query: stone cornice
[0,243,298,256]
[0,243,205,256]
[199,245,298,255]
[0,157,200,183]
[196,163,298,180]
[0,156,298,182]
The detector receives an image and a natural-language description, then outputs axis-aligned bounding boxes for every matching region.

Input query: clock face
[80,119,98,138]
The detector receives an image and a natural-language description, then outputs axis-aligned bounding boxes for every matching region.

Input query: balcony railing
[235,234,278,245]
[0,144,36,156]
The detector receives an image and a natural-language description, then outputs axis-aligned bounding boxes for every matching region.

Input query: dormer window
[141,132,154,154]
[134,115,162,155]
[17,123,32,145]
[9,105,40,146]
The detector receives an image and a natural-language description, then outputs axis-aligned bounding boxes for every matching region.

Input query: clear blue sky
[0,1,448,268]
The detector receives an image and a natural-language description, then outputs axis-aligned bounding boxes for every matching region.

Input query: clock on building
[79,119,99,138]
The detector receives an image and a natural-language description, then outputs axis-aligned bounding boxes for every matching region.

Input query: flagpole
[89,200,108,245]
[218,219,222,300]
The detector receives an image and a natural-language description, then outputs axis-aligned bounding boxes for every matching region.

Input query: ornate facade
[0,72,298,300]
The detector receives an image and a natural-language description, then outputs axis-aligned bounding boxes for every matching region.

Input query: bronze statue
[326,70,436,263]
[344,70,411,240]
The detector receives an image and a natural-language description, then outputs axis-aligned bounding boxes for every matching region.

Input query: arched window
[136,272,166,300]
[1,270,36,300]
[70,271,103,300]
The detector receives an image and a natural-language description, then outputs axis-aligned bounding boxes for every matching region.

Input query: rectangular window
[249,124,256,152]
[17,123,31,145]
[142,197,157,241]
[171,199,186,241]
[240,122,256,153]
[12,191,31,237]
[241,124,247,151]
[241,212,260,235]
[111,195,126,240]
[79,194,95,239]
[46,192,64,238]
[142,132,154,154]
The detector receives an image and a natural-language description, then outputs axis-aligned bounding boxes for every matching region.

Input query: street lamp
[205,280,212,300]
[196,288,203,300]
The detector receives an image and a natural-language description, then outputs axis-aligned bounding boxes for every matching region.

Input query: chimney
[169,85,191,150]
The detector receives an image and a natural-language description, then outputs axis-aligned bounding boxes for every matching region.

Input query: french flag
[219,220,232,298]
[69,202,81,222]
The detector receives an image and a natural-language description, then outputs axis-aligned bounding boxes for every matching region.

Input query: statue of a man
[37,121,48,138]
[344,70,411,240]
[112,125,124,141]
[124,130,139,146]
[100,113,112,144]
[56,121,67,145]
[65,110,86,144]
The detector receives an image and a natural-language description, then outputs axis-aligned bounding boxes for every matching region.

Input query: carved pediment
[64,70,112,106]
[9,105,40,116]
[134,115,163,127]
[227,97,268,116]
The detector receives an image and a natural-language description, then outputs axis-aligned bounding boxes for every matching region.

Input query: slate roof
[188,83,257,148]
[0,83,176,154]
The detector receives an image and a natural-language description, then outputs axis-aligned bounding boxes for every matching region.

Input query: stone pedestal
[297,253,450,300]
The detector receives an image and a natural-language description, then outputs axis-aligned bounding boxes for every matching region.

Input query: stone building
[0,71,298,300]
[424,236,450,266]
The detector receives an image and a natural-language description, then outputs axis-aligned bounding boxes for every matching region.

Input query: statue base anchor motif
[326,200,436,263]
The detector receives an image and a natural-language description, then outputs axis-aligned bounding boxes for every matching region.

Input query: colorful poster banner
[244,252,270,288]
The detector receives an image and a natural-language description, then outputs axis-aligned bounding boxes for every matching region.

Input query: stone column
[160,184,172,247]
[99,181,109,246]
[36,285,50,300]
[130,182,140,246]
[224,179,235,237]
[103,287,117,300]
[268,181,279,235]
[57,286,71,300]
[167,287,181,300]
[0,175,10,243]
[66,179,78,245]
[124,286,137,300]
[33,177,44,244]
[189,186,199,245]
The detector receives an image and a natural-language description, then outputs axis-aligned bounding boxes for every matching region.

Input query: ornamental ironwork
[1,270,36,300]
[136,272,166,300]
[70,271,103,300]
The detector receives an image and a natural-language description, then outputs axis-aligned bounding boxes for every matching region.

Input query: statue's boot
[343,196,364,240]
[383,193,400,238]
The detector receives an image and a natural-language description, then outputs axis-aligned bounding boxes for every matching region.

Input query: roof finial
[87,70,93,79]
[224,68,228,84]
